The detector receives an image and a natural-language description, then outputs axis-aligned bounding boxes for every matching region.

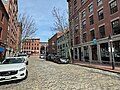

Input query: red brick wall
[0,0,9,47]
[48,34,57,54]
[68,0,120,46]
[22,39,40,55]
[0,0,9,61]
[4,0,18,51]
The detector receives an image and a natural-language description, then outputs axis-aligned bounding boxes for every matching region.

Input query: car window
[61,57,66,59]
[2,58,24,64]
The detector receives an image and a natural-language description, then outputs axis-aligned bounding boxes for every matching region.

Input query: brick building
[2,0,19,56]
[22,38,40,55]
[40,42,48,55]
[67,0,120,64]
[48,32,63,55]
[0,0,9,61]
[57,30,70,58]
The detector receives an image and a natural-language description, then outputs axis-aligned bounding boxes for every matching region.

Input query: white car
[0,57,28,82]
[40,54,46,59]
[18,54,28,65]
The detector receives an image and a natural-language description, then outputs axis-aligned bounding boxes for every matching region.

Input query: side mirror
[26,61,28,65]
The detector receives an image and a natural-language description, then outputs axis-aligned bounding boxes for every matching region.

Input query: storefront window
[113,41,120,62]
[100,43,109,63]
[84,46,89,61]
[75,48,78,59]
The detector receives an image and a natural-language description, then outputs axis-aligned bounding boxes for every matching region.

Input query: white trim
[82,18,86,22]
[89,13,94,17]
[81,8,86,13]
[110,17,120,22]
[90,28,95,31]
[97,6,103,11]
[83,31,87,34]
[108,0,114,4]
[98,23,105,27]
[88,2,93,7]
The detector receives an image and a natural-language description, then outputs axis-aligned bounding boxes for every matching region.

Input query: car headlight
[19,67,26,71]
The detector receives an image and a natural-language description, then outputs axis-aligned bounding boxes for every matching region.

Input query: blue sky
[18,0,68,42]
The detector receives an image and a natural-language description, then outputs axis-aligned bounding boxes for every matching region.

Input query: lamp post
[4,40,7,59]
[108,35,115,70]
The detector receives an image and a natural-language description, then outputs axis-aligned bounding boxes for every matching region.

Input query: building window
[109,0,118,14]
[90,30,95,40]
[75,28,78,33]
[81,10,86,18]
[37,47,39,50]
[98,9,104,21]
[74,16,79,25]
[88,4,93,13]
[81,0,85,5]
[97,0,102,6]
[89,15,94,25]
[111,19,120,35]
[99,25,105,38]
[74,0,77,5]
[63,44,65,48]
[83,33,87,42]
[0,27,2,38]
[75,36,79,45]
[74,5,77,13]
[84,46,89,60]
[82,20,86,29]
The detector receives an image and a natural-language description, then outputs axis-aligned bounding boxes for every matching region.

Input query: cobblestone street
[0,56,120,90]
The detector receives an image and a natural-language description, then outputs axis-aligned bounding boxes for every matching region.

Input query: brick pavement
[0,56,120,90]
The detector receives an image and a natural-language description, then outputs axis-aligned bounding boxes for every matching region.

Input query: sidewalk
[72,61,120,74]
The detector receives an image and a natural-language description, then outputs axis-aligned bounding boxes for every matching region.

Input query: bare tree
[18,13,37,42]
[51,7,73,63]
[51,7,68,32]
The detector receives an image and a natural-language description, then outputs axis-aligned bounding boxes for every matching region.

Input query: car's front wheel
[23,70,28,80]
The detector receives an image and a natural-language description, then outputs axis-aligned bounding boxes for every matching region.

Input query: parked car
[54,56,69,64]
[0,57,28,82]
[46,54,55,61]
[46,54,51,60]
[18,54,28,64]
[39,54,46,59]
[27,52,31,57]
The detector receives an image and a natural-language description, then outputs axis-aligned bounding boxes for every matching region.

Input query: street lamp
[108,35,115,70]
[3,40,7,59]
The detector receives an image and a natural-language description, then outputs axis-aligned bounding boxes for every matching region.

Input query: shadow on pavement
[0,78,27,86]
